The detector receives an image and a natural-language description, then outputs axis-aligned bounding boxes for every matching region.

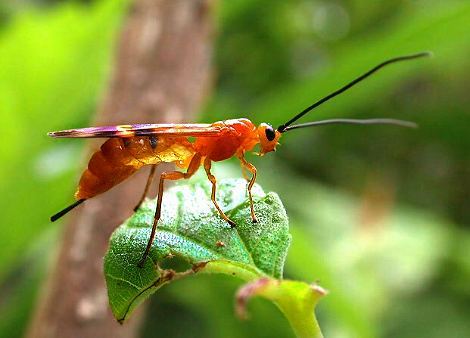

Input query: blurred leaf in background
[0,0,469,337]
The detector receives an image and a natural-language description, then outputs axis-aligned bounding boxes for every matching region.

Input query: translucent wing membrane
[48,123,223,138]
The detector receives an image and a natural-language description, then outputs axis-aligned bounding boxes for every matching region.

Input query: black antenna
[281,118,417,132]
[277,51,431,132]
[50,199,86,222]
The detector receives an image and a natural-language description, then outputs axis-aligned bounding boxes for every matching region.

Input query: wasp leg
[240,161,250,181]
[138,153,201,267]
[203,158,236,227]
[133,164,157,211]
[239,155,258,223]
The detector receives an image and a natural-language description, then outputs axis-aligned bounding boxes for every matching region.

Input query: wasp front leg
[238,155,258,223]
[139,153,202,267]
[240,161,250,181]
[203,158,236,227]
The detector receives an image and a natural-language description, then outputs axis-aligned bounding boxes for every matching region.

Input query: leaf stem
[236,278,326,338]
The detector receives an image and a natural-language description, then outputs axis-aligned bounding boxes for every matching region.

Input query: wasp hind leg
[203,158,236,228]
[138,154,202,267]
[238,155,258,223]
[133,164,157,211]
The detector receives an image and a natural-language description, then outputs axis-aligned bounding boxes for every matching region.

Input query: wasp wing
[48,123,223,138]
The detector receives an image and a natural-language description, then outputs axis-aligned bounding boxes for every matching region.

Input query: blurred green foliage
[0,0,469,337]
[0,1,128,337]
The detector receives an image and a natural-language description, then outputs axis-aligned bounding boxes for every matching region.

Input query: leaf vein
[106,273,142,290]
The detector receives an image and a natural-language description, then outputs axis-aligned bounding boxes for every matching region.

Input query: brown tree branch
[27,0,214,337]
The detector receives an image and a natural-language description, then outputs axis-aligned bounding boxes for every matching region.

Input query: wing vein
[48,123,223,139]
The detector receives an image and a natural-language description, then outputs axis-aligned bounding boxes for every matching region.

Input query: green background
[0,0,469,337]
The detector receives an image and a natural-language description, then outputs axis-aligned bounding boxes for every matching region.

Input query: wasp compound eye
[265,125,276,141]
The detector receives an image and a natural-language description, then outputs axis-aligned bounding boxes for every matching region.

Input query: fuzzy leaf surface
[104,178,291,322]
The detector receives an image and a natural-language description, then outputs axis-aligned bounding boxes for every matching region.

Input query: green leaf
[104,178,291,322]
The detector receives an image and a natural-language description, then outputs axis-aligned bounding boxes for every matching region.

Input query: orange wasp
[50,52,429,266]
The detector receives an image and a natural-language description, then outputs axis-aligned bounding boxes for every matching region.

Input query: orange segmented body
[76,136,195,199]
[70,119,275,201]
[49,52,429,266]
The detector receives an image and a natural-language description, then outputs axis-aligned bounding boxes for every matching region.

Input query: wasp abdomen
[75,137,195,200]
[75,138,143,199]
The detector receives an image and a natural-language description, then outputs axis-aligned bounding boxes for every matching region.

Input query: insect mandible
[49,52,430,266]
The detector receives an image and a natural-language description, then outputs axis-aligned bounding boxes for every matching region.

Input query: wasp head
[257,123,281,155]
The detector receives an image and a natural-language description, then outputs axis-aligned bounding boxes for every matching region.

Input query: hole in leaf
[159,254,192,272]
